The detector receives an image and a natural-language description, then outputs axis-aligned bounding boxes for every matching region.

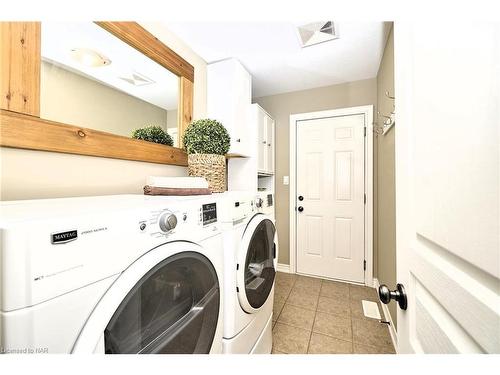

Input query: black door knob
[298,195,304,201]
[297,206,304,212]
[378,283,408,310]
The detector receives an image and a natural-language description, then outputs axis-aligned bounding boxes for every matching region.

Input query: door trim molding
[276,263,291,273]
[374,278,398,352]
[289,105,374,286]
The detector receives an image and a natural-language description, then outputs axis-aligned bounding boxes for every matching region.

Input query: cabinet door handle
[268,143,271,146]
[236,138,241,142]
[262,141,267,144]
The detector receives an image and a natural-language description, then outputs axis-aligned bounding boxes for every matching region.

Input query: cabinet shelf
[226,153,250,159]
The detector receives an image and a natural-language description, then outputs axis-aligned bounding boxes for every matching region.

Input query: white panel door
[296,114,365,283]
[395,22,500,353]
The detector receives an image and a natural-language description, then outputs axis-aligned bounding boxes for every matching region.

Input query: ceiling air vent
[297,21,339,48]
[119,71,155,86]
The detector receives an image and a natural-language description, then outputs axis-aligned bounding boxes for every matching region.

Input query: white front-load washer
[0,194,224,354]
[217,191,278,354]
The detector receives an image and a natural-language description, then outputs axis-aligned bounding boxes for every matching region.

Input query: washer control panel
[144,200,219,239]
[202,203,217,226]
[158,210,178,233]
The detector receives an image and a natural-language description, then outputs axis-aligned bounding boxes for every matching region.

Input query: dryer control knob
[256,198,264,208]
[159,211,178,232]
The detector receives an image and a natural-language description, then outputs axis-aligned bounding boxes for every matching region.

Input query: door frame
[289,105,374,286]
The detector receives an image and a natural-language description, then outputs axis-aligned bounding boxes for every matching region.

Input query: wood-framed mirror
[0,22,193,166]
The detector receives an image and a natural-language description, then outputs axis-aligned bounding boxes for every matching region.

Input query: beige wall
[167,110,178,130]
[41,61,170,138]
[254,78,377,265]
[0,23,207,201]
[376,27,397,327]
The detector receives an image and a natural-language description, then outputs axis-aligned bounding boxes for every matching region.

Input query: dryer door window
[244,218,276,309]
[104,252,219,354]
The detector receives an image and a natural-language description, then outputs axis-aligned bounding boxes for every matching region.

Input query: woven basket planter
[188,154,226,193]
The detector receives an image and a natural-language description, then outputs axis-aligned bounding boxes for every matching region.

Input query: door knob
[298,206,304,212]
[378,283,408,310]
[298,195,304,201]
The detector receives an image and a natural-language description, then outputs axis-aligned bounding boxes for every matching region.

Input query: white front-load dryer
[0,194,224,354]
[217,191,278,354]
[254,191,276,221]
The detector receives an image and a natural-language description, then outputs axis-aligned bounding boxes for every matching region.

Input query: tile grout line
[275,274,394,354]
[275,274,299,354]
[348,283,355,353]
[305,279,323,354]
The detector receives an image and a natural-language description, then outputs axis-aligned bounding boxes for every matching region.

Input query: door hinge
[364,127,367,137]
[363,260,366,271]
[364,193,366,204]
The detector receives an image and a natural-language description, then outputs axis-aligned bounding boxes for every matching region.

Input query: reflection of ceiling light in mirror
[119,72,155,86]
[297,21,339,48]
[69,48,111,67]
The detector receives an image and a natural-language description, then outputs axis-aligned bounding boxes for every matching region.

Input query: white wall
[0,23,207,201]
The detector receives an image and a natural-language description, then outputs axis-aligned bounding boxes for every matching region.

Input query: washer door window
[238,216,276,312]
[104,252,219,354]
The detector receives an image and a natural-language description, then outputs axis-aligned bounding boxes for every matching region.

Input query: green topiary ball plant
[183,119,230,155]
[132,125,173,146]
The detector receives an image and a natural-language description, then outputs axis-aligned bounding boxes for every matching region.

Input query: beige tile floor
[272,272,396,354]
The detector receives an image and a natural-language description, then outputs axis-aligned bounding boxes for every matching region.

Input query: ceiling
[165,22,390,98]
[41,22,179,110]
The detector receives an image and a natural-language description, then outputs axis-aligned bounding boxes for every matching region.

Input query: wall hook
[377,111,391,120]
[385,91,395,100]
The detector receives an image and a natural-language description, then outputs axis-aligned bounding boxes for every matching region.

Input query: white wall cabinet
[253,104,275,175]
[207,58,252,156]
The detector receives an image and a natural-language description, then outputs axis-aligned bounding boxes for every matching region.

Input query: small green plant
[183,119,230,155]
[131,125,173,146]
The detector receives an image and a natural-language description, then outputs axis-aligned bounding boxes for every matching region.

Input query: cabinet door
[257,110,267,173]
[207,59,251,156]
[207,62,235,149]
[266,118,275,174]
[232,67,251,155]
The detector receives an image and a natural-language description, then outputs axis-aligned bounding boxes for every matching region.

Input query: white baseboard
[276,263,291,273]
[373,278,398,353]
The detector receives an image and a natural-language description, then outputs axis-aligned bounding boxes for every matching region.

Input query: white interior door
[395,22,500,353]
[296,113,365,283]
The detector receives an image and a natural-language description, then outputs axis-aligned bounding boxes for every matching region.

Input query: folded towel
[146,176,209,189]
[144,186,212,196]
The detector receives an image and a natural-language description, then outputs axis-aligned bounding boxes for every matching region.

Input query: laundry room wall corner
[375,25,397,329]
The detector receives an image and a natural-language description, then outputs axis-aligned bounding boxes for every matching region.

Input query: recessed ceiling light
[297,21,339,48]
[69,48,111,67]
[119,71,155,86]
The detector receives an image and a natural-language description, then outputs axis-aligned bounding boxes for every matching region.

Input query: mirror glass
[40,22,180,147]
